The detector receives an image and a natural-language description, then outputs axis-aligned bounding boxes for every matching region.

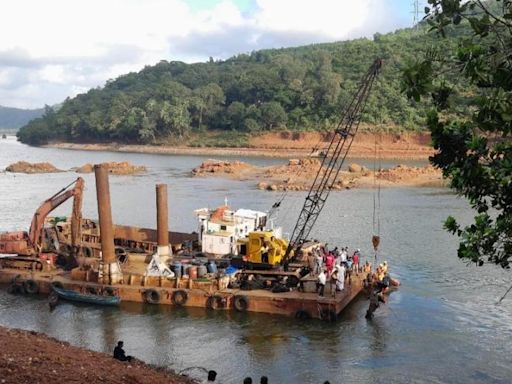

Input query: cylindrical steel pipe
[94,164,116,263]
[156,184,169,247]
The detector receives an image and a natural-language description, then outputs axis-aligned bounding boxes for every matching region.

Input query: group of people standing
[311,245,362,297]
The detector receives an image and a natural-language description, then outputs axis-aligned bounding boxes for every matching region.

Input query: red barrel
[188,266,198,280]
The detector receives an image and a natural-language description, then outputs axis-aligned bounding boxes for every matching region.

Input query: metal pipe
[156,184,170,256]
[94,164,116,264]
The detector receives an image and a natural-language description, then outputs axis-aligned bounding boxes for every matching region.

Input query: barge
[0,164,366,321]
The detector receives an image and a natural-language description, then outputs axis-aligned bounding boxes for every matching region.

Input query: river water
[0,136,511,384]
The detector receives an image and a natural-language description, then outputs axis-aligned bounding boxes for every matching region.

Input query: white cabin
[195,205,268,256]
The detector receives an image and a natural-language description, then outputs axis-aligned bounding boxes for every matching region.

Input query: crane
[0,177,84,256]
[284,59,382,261]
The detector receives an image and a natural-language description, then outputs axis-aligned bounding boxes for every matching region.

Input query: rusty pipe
[156,184,169,248]
[94,164,116,264]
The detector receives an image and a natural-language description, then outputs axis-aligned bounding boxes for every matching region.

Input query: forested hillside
[0,106,44,130]
[17,25,467,145]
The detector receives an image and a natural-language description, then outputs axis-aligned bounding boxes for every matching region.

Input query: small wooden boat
[51,286,121,306]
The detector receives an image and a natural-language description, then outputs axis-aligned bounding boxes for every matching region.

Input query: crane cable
[371,133,381,268]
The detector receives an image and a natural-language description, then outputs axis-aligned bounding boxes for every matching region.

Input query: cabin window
[221,225,227,230]
[240,244,247,255]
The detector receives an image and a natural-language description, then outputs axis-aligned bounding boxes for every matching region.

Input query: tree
[402,0,512,268]
[226,102,246,130]
[260,101,287,130]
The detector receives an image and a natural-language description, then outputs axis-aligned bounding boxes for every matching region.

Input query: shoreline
[0,325,195,384]
[44,133,435,160]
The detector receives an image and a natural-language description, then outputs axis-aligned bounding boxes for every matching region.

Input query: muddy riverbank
[45,132,434,160]
[0,326,194,384]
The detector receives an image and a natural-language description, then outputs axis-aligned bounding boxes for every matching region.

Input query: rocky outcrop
[192,159,252,175]
[5,161,62,173]
[75,162,146,175]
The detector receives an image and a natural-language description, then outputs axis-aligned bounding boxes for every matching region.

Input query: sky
[0,0,419,109]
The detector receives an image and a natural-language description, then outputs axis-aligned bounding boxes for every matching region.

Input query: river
[1,136,511,384]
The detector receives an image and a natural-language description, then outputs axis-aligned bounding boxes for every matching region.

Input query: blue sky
[0,0,425,109]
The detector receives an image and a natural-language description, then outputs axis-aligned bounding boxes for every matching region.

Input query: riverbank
[0,326,194,384]
[44,132,434,160]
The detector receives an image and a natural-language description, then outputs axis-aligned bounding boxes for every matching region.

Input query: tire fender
[23,279,39,294]
[144,289,161,304]
[233,295,249,312]
[171,290,188,306]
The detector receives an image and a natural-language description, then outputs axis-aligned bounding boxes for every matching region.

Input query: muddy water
[1,136,511,384]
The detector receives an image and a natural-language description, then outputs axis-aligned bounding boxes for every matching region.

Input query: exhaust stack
[156,184,171,259]
[94,164,122,284]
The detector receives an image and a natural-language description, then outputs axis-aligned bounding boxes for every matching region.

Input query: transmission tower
[412,0,420,29]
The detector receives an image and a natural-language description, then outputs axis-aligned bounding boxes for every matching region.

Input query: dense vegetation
[0,105,44,130]
[402,0,512,269]
[18,24,467,146]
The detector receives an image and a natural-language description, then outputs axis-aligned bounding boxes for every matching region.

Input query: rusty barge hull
[0,266,364,320]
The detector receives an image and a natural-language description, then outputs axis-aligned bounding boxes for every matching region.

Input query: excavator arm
[27,177,84,254]
[284,59,382,260]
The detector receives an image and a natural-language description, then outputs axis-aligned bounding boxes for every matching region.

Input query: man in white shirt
[317,269,327,297]
[336,263,345,291]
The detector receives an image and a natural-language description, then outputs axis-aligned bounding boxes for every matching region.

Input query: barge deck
[0,262,364,320]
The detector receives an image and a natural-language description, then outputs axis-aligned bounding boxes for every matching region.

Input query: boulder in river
[5,161,63,173]
[75,162,146,175]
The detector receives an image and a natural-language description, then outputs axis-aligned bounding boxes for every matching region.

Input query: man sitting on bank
[113,340,132,362]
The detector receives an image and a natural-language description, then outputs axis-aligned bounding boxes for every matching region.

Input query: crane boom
[285,59,382,258]
[28,177,84,253]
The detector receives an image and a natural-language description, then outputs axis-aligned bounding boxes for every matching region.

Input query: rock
[288,159,300,166]
[5,161,62,173]
[76,162,146,175]
[257,182,268,190]
[192,159,251,175]
[348,163,362,173]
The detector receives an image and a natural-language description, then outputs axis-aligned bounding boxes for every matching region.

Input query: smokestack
[156,184,170,258]
[94,164,122,284]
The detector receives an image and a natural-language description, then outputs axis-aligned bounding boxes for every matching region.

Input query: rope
[372,133,382,268]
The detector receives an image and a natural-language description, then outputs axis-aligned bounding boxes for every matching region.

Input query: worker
[113,340,132,362]
[330,269,339,297]
[260,242,270,264]
[336,263,345,291]
[376,265,385,281]
[314,248,323,275]
[352,249,360,275]
[363,261,372,273]
[340,247,347,263]
[317,269,327,297]
[325,252,334,274]
[382,260,388,274]
[365,287,381,319]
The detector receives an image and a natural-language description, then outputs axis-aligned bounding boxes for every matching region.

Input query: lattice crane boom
[284,59,382,259]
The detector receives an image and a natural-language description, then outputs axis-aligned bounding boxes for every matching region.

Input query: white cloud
[0,0,410,108]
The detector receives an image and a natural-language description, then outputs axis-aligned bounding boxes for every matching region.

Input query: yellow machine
[237,231,288,267]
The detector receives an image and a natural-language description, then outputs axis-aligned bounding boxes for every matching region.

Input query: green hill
[0,106,44,131]
[17,25,466,146]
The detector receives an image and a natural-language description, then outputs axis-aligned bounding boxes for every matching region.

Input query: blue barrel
[197,265,208,277]
[171,262,182,278]
[207,261,218,274]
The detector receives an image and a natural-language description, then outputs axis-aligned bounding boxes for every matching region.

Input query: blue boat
[51,286,121,306]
